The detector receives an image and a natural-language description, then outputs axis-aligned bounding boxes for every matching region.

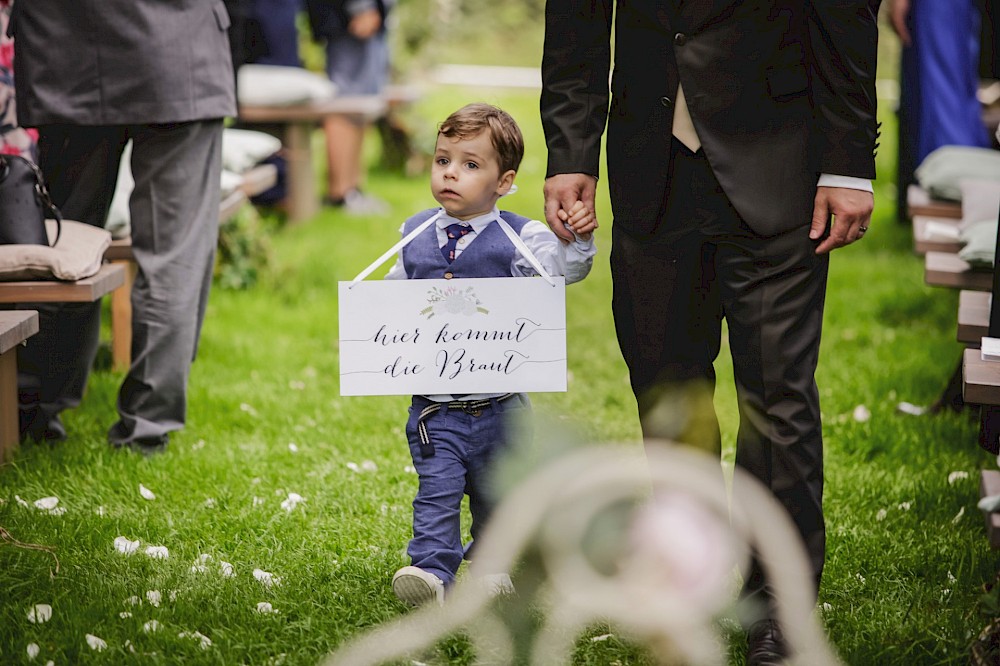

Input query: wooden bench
[0,310,39,459]
[980,469,1000,549]
[104,187,251,371]
[237,85,420,222]
[907,184,962,220]
[924,251,994,291]
[958,290,992,344]
[913,216,963,255]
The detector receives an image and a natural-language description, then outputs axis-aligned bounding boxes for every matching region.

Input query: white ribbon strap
[349,210,444,287]
[495,217,556,286]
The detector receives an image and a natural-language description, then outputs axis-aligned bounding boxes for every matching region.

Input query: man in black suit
[541,1,880,663]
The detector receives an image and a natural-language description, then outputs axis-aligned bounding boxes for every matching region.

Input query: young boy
[384,103,596,606]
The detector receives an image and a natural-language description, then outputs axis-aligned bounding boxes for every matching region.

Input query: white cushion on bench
[237,64,337,107]
[222,129,282,173]
[0,220,111,281]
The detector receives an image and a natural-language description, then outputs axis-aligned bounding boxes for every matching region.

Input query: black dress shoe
[111,434,169,457]
[746,620,787,666]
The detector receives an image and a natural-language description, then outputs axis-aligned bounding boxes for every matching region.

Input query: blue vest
[401,208,532,280]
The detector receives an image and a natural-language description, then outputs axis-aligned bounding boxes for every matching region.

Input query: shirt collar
[435,207,499,234]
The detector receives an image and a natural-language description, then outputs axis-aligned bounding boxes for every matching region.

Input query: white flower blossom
[253,568,281,588]
[948,471,970,485]
[145,545,169,559]
[143,620,161,633]
[361,460,378,472]
[822,602,833,612]
[146,590,162,607]
[404,465,416,474]
[280,493,305,513]
[856,573,866,584]
[220,561,235,578]
[898,501,912,511]
[947,571,958,585]
[240,403,258,416]
[125,595,141,606]
[33,497,59,511]
[590,634,613,642]
[85,634,107,651]
[139,484,156,501]
[288,442,299,453]
[253,496,265,507]
[27,643,39,660]
[346,462,360,472]
[178,630,212,650]
[876,508,888,521]
[114,536,141,555]
[15,495,30,508]
[27,604,52,624]
[852,405,871,422]
[119,611,133,619]
[96,506,106,517]
[255,601,277,614]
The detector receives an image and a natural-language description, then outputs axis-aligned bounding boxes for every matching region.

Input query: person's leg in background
[321,24,389,215]
[107,119,224,453]
[17,125,128,442]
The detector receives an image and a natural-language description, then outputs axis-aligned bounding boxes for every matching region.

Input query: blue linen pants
[404,394,530,585]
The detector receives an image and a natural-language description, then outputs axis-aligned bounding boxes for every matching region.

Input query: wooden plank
[0,310,39,355]
[219,189,247,222]
[238,95,388,123]
[963,347,1000,405]
[0,263,125,304]
[238,163,278,199]
[980,469,1000,549]
[959,290,991,344]
[913,216,963,255]
[0,310,38,459]
[110,261,137,372]
[908,184,962,219]
[925,251,994,291]
[104,238,133,262]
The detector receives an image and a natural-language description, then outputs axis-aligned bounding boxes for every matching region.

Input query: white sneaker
[479,573,515,598]
[342,189,389,216]
[392,566,445,606]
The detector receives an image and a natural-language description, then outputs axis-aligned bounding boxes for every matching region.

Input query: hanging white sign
[338,276,567,396]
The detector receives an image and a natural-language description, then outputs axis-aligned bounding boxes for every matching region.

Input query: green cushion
[958,218,998,268]
[916,146,1000,201]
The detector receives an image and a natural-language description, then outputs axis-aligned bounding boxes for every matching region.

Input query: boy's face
[431,130,515,220]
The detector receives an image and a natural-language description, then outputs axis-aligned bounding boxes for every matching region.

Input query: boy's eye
[465,162,479,170]
[435,157,449,166]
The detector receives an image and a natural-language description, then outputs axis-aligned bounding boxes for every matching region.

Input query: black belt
[416,393,518,458]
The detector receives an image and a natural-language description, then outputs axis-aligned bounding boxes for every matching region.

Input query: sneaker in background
[392,566,445,606]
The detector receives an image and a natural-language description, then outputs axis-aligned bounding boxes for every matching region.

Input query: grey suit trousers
[18,120,223,443]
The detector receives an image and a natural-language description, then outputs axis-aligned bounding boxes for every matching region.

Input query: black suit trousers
[610,140,829,611]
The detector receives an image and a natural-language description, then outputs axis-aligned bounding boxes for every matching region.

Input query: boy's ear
[496,169,517,195]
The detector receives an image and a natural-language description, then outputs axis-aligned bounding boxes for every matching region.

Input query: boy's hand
[560,200,596,240]
[544,173,598,242]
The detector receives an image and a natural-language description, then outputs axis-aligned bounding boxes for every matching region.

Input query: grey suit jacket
[12,0,236,126]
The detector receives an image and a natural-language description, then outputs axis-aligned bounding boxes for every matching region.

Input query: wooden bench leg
[0,347,18,459]
[110,260,136,372]
[283,121,319,223]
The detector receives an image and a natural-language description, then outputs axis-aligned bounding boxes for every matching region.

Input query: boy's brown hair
[438,103,524,174]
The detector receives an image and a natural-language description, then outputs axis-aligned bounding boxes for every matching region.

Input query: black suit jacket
[541,0,880,238]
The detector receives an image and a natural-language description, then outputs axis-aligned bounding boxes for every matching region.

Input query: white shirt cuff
[818,173,873,193]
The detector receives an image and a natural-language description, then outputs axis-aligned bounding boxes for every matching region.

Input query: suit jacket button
[674,32,687,46]
[660,96,673,107]
[444,272,454,279]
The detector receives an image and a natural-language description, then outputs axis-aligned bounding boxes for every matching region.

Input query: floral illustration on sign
[420,286,488,319]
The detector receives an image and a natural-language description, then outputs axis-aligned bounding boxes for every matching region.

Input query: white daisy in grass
[898,501,912,511]
[169,590,178,602]
[876,508,888,521]
[288,442,299,453]
[124,639,136,653]
[822,602,834,612]
[856,573,866,584]
[346,462,360,472]
[146,590,162,607]
[255,601,277,614]
[139,484,156,501]
[178,630,212,650]
[27,604,51,624]
[27,643,39,660]
[590,634,613,642]
[852,404,871,422]
[192,439,206,451]
[191,554,212,574]
[220,561,235,578]
[280,492,305,513]
[119,611,132,619]
[145,545,169,559]
[143,620,161,633]
[404,465,416,474]
[253,496,265,507]
[948,471,970,484]
[361,460,378,472]
[114,536,140,555]
[240,402,258,416]
[125,595,141,606]
[85,634,107,651]
[33,497,64,515]
[96,506,106,517]
[204,498,217,509]
[253,568,281,588]
[15,495,30,508]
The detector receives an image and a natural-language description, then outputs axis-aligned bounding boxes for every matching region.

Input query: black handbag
[0,154,61,246]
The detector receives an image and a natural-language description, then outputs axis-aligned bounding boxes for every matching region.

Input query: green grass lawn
[1,81,998,665]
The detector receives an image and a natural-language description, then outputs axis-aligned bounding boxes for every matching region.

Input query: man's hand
[544,173,598,242]
[888,0,912,46]
[349,8,382,39]
[810,186,875,254]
